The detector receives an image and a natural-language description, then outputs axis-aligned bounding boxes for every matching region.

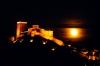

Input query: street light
[42,41,47,45]
[68,44,71,47]
[30,39,33,42]
[51,47,57,51]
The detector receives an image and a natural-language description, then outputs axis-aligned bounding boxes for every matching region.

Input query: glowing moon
[71,28,78,36]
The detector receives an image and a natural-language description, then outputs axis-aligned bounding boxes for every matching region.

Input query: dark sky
[1,1,100,23]
[1,0,100,37]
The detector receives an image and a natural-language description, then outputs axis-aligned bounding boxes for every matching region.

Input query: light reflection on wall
[16,21,27,39]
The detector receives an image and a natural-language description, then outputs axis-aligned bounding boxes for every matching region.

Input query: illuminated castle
[16,21,27,38]
[10,21,64,46]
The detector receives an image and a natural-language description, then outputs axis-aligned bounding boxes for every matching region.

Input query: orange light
[43,42,46,45]
[31,31,36,37]
[63,28,88,42]
[52,38,64,46]
[30,39,33,42]
[73,50,76,52]
[88,55,96,60]
[42,30,53,40]
[92,52,95,55]
[51,47,57,51]
[19,39,24,43]
[43,41,47,45]
[13,41,16,43]
[71,28,78,36]
[40,29,45,34]
[88,56,91,60]
[82,51,88,55]
[68,44,71,47]
[28,28,33,32]
[13,39,18,43]
[44,30,49,39]
[9,36,15,41]
[52,48,55,51]
[67,28,81,38]
[93,56,95,60]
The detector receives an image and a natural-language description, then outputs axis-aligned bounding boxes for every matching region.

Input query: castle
[9,21,64,46]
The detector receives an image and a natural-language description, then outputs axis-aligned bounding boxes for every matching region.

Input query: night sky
[1,0,100,43]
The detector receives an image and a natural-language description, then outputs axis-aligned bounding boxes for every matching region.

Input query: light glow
[71,28,78,36]
[30,39,33,42]
[52,48,55,51]
[19,39,24,43]
[43,41,47,45]
[68,44,71,47]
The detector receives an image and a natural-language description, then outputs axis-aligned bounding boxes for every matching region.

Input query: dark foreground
[1,36,100,66]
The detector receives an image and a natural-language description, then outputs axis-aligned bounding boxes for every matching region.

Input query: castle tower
[16,21,27,38]
[32,25,39,30]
